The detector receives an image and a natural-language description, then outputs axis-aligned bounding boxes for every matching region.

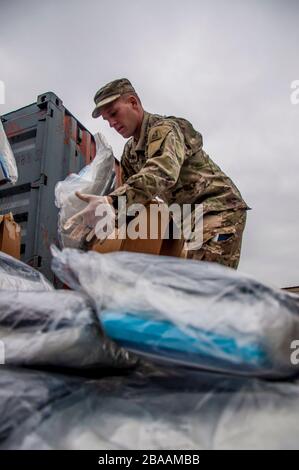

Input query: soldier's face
[101,97,139,139]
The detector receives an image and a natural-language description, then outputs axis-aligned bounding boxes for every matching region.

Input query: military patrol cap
[92,78,136,118]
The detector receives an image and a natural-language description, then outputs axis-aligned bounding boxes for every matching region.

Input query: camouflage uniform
[92,79,250,269]
[186,209,247,269]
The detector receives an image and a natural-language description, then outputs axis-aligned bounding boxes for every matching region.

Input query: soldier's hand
[64,192,114,242]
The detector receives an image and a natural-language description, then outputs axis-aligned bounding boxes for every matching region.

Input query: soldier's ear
[127,95,139,109]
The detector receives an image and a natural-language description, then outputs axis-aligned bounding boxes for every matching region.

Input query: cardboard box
[0,212,21,259]
[89,201,185,258]
[282,286,299,295]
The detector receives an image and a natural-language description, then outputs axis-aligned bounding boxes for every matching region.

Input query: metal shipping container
[0,92,96,283]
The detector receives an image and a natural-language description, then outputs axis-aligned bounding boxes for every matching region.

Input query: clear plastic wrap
[0,251,53,291]
[51,247,299,379]
[55,132,115,249]
[0,121,18,184]
[0,289,138,370]
[1,365,299,449]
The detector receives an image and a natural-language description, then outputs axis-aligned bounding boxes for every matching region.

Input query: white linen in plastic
[51,247,299,379]
[55,132,115,248]
[0,251,53,291]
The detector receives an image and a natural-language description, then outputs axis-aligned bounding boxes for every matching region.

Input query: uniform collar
[134,111,150,152]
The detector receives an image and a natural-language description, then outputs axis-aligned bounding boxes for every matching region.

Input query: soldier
[74,78,250,269]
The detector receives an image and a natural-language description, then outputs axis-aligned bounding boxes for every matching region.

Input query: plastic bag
[51,247,299,379]
[0,289,138,370]
[55,132,115,249]
[0,251,53,291]
[1,366,299,449]
[0,121,18,185]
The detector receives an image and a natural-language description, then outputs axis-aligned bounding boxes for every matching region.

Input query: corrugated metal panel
[0,92,96,284]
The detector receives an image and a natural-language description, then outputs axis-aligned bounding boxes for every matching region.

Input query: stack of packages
[51,247,299,380]
[2,238,299,379]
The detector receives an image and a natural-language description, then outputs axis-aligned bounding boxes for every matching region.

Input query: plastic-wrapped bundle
[55,132,115,249]
[51,247,299,379]
[0,289,138,370]
[1,366,299,449]
[0,121,18,185]
[0,251,53,291]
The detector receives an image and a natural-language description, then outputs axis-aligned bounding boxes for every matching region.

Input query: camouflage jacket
[110,111,249,214]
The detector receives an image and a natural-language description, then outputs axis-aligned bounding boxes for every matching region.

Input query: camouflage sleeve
[109,123,185,206]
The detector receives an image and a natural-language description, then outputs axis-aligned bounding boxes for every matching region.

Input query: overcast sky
[1,0,298,287]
